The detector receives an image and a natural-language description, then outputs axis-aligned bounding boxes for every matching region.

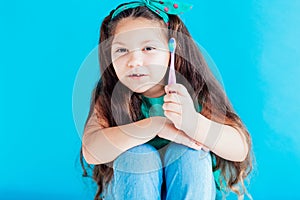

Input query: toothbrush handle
[168,52,176,84]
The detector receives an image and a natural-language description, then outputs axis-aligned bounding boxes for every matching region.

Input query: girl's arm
[82,110,167,165]
[185,113,249,162]
[82,110,202,165]
[163,84,249,162]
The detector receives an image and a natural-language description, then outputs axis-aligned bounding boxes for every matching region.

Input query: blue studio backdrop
[1,0,300,199]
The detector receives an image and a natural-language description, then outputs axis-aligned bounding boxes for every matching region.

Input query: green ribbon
[111,0,193,24]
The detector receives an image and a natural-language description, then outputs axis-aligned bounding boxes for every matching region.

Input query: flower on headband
[111,0,193,24]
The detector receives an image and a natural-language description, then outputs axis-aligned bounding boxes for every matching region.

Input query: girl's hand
[163,84,199,137]
[157,119,203,150]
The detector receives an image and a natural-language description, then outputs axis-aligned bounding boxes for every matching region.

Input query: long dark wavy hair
[80,3,253,200]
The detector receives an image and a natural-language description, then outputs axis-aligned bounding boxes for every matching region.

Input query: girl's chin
[124,81,165,95]
[131,86,151,93]
[136,86,165,97]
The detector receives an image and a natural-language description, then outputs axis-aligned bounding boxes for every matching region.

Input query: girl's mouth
[128,73,147,78]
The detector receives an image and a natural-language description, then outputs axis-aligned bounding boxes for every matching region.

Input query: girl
[80,1,253,199]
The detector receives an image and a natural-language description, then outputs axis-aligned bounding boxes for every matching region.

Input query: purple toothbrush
[168,38,177,85]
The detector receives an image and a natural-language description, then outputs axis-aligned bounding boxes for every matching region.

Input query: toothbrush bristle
[168,38,176,53]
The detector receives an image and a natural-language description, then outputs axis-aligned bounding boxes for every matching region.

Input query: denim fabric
[100,143,217,200]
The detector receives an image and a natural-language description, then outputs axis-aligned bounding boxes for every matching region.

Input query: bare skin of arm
[184,113,249,162]
[82,109,202,164]
[82,108,248,164]
[82,111,159,164]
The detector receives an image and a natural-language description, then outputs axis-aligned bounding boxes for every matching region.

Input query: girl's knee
[113,144,162,173]
[164,142,212,168]
[127,143,158,153]
[163,143,215,198]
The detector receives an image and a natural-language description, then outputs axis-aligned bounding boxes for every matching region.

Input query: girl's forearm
[82,112,166,164]
[185,113,249,162]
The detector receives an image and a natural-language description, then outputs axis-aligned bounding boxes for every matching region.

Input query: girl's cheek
[112,55,123,65]
[113,57,127,69]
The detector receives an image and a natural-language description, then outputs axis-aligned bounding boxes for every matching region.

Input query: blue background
[1,0,300,199]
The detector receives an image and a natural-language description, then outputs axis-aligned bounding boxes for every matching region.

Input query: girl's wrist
[183,112,207,144]
[151,116,171,133]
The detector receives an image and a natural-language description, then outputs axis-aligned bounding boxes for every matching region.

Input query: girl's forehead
[112,18,167,42]
[113,28,167,43]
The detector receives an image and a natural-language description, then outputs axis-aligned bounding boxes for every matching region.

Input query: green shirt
[141,94,170,149]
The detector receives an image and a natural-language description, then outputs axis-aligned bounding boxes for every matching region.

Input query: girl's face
[111,17,170,97]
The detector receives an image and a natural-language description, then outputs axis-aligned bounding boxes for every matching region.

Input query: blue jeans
[100,143,217,200]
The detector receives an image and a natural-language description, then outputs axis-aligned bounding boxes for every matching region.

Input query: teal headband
[111,0,193,24]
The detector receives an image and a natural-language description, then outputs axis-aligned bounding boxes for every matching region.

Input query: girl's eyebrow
[142,39,164,44]
[112,41,126,45]
[112,39,163,46]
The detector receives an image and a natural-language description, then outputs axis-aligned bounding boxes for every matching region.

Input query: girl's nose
[127,49,143,68]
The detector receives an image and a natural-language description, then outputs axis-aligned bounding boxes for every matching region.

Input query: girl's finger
[177,133,202,150]
[164,110,183,130]
[165,84,188,96]
[164,110,181,122]
[163,102,182,114]
[164,93,182,104]
[190,141,202,150]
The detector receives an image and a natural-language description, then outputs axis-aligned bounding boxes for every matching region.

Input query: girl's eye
[116,48,128,53]
[143,46,156,51]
